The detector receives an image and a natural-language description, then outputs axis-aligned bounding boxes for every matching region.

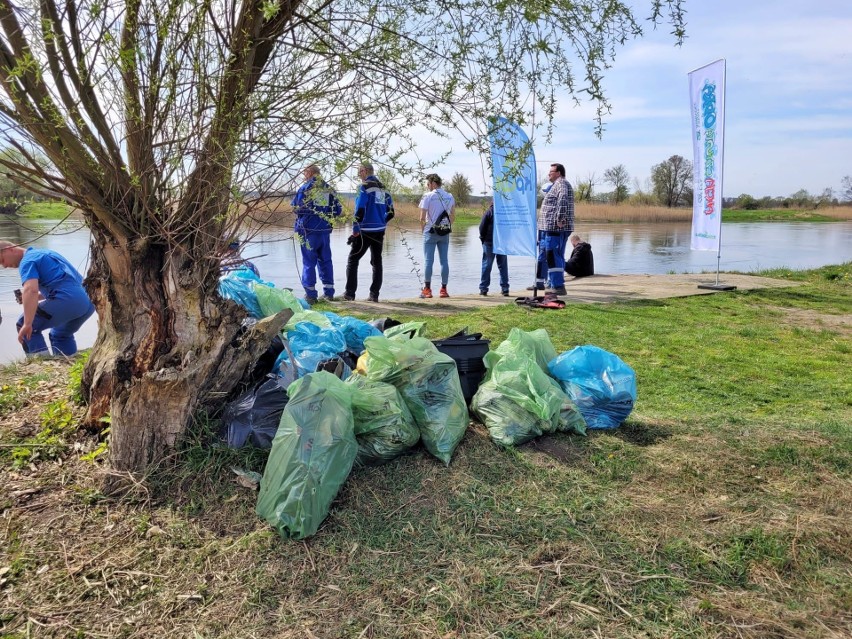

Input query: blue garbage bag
[218,269,265,318]
[323,313,382,354]
[275,322,348,378]
[547,345,637,430]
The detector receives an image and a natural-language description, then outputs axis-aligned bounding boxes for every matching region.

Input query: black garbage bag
[369,317,403,332]
[220,374,290,449]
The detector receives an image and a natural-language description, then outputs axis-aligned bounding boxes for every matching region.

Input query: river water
[2,218,850,363]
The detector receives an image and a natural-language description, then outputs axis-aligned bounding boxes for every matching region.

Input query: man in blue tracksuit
[291,164,343,303]
[343,162,395,302]
[534,163,574,295]
[0,240,95,356]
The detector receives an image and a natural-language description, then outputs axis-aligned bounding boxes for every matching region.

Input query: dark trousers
[345,231,384,297]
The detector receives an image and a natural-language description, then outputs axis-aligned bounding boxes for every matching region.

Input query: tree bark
[82,229,290,474]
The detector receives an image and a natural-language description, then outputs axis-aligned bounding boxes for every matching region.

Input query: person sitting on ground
[221,239,260,277]
[478,201,510,296]
[564,232,594,278]
[0,240,96,357]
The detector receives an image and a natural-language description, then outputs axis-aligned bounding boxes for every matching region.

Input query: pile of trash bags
[470,329,636,446]
[253,333,469,539]
[219,272,636,539]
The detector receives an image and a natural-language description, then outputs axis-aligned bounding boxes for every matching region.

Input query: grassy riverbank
[10,199,852,225]
[1,264,849,637]
[14,201,73,219]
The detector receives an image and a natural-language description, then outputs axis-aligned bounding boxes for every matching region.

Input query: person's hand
[385,210,395,223]
[346,233,360,246]
[17,322,33,344]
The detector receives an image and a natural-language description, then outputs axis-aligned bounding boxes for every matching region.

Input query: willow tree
[0,0,684,474]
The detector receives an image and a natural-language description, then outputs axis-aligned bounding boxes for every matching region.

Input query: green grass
[0,263,850,637]
[723,208,842,222]
[0,368,50,416]
[17,201,71,219]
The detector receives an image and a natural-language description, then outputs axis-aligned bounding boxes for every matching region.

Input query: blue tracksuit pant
[17,277,95,356]
[300,231,335,299]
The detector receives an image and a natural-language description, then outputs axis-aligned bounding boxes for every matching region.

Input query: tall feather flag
[488,116,537,257]
[689,59,726,252]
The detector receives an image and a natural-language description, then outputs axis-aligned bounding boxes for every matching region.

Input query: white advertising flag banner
[689,59,726,251]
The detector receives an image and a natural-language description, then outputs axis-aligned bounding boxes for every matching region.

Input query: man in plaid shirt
[535,162,574,294]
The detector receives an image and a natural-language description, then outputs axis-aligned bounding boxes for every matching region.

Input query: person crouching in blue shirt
[0,240,95,357]
[291,164,343,303]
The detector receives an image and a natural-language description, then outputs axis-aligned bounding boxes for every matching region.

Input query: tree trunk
[81,231,290,475]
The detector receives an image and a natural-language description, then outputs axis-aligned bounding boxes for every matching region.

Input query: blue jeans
[535,231,566,288]
[17,280,95,356]
[299,231,334,299]
[479,242,509,294]
[423,232,449,286]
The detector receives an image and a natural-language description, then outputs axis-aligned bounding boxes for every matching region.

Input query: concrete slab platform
[325,273,802,316]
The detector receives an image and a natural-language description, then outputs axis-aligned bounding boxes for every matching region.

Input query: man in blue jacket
[0,240,95,356]
[343,162,395,302]
[291,164,343,303]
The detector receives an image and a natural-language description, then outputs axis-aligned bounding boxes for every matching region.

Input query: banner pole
[533,232,540,298]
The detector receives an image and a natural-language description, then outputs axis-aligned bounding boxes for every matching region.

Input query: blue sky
[416,0,852,200]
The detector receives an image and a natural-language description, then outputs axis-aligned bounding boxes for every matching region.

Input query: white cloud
[387,1,852,199]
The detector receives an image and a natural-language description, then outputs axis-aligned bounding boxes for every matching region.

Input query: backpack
[431,210,452,236]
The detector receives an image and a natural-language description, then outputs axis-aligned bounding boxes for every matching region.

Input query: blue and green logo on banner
[488,116,537,258]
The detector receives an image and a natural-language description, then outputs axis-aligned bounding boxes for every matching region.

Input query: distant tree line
[731,177,852,210]
[9,147,844,214]
[574,159,852,210]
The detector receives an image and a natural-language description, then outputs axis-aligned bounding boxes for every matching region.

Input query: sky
[394,0,852,200]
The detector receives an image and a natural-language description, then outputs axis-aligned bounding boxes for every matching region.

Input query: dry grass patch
[763,305,852,337]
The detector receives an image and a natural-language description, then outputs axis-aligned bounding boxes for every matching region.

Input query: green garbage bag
[284,310,333,332]
[484,327,558,381]
[254,285,304,318]
[383,321,427,340]
[473,340,586,447]
[347,375,420,467]
[362,336,468,465]
[256,372,356,540]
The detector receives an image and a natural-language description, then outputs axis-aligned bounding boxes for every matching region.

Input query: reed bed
[576,202,693,222]
[813,206,852,220]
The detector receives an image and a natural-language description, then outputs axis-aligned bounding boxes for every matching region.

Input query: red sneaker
[420,287,433,299]
[439,286,449,298]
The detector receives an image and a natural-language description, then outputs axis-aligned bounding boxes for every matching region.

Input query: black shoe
[545,286,567,295]
[367,294,379,302]
[305,296,318,305]
[321,295,335,302]
[501,290,510,296]
[479,290,488,296]
[342,293,355,301]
